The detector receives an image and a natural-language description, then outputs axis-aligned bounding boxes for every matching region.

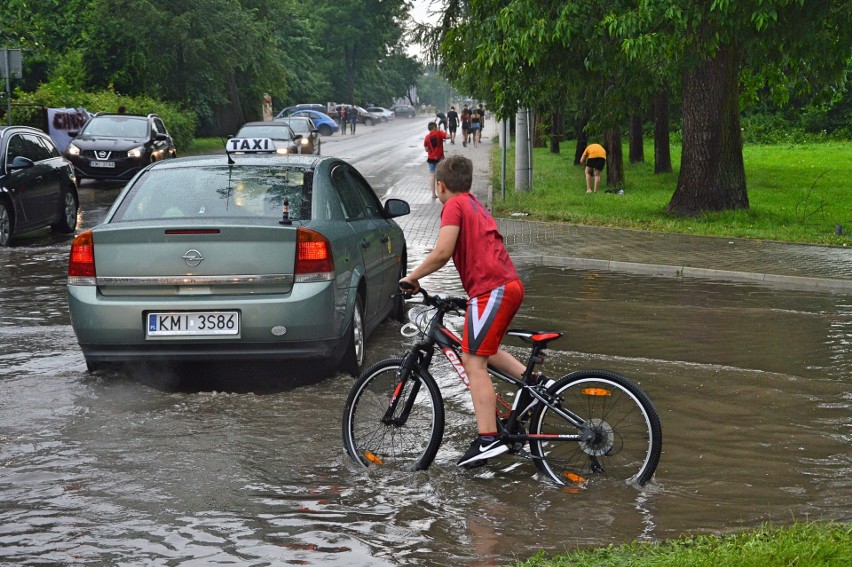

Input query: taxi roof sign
[225,137,275,153]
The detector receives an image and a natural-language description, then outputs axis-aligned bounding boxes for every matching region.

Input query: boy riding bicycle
[400,155,529,467]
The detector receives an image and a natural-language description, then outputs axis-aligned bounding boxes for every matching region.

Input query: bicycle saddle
[506,329,563,346]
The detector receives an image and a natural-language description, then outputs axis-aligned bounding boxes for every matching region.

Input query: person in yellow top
[579,143,606,193]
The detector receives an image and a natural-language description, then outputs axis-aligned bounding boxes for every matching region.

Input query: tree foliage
[420,0,850,215]
[2,0,420,132]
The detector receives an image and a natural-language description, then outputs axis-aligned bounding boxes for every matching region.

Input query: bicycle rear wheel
[342,358,445,472]
[530,370,662,486]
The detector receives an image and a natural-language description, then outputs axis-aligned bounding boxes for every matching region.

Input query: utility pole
[1,49,23,125]
[515,108,533,192]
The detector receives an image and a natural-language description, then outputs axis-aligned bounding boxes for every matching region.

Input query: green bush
[12,79,197,151]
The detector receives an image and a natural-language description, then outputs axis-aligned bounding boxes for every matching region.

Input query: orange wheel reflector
[364,451,384,465]
[564,472,587,483]
[581,388,612,397]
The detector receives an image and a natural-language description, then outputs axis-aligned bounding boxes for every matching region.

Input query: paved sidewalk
[388,122,852,292]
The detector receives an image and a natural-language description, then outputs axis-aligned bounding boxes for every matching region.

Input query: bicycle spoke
[343,360,444,471]
[530,372,661,486]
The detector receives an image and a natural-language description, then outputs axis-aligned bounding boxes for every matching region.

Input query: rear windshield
[82,116,149,138]
[113,165,313,222]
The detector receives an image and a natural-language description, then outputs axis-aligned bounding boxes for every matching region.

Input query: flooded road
[1,121,850,565]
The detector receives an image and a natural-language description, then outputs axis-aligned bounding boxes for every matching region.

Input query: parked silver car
[67,145,409,375]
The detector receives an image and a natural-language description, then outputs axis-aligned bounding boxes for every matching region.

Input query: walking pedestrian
[447,106,459,144]
[470,105,482,147]
[349,105,358,134]
[461,106,471,147]
[339,106,347,135]
[436,110,448,131]
[424,122,449,199]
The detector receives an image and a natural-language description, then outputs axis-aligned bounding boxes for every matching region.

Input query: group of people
[435,104,486,147]
[424,103,488,198]
[335,105,359,134]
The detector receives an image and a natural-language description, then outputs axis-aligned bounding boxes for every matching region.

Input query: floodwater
[1,122,850,564]
[2,248,849,565]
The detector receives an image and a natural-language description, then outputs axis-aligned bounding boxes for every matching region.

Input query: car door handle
[361,240,370,249]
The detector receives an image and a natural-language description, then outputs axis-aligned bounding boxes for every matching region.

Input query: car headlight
[66,143,80,156]
[127,146,145,158]
[300,138,309,145]
[276,148,289,155]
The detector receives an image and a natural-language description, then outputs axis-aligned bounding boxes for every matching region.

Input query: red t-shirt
[440,192,518,297]
[424,129,448,162]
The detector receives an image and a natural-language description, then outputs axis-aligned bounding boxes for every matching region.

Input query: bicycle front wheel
[342,358,445,472]
[530,370,662,486]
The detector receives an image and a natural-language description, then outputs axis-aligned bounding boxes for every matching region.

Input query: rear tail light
[295,228,334,282]
[68,230,96,285]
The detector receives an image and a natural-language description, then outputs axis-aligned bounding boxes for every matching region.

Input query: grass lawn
[184,137,226,155]
[491,141,851,246]
[514,522,851,567]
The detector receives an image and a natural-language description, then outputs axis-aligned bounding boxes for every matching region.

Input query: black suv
[0,126,78,246]
[65,113,177,181]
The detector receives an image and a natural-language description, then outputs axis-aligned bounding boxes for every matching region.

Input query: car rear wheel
[319,124,332,136]
[364,118,374,126]
[0,200,12,247]
[341,295,366,377]
[51,188,78,234]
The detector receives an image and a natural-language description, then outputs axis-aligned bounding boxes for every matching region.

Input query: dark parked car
[67,148,410,375]
[65,113,177,181]
[391,105,416,118]
[0,126,79,246]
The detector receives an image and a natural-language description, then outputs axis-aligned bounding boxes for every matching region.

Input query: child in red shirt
[400,155,528,467]
[423,122,448,199]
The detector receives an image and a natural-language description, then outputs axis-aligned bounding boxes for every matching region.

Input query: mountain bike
[342,288,662,486]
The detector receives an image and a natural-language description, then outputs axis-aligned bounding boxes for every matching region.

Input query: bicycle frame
[386,300,593,447]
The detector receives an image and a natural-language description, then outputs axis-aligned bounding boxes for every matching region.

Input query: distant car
[366,107,395,122]
[283,109,340,137]
[391,105,416,119]
[0,126,79,246]
[65,113,177,181]
[67,145,410,375]
[354,106,381,126]
[275,117,321,155]
[234,121,316,155]
[279,103,327,115]
[333,105,380,127]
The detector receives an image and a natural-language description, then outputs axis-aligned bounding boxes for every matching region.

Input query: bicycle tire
[529,370,662,487]
[342,358,445,472]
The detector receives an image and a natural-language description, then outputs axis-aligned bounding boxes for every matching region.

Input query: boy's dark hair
[436,155,473,193]
[427,121,437,130]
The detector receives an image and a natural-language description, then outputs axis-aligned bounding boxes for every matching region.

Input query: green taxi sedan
[67,143,409,374]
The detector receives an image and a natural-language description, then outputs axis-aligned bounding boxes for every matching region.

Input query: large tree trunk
[604,128,624,187]
[668,46,748,215]
[654,89,673,174]
[573,120,587,165]
[629,100,644,163]
[549,111,561,154]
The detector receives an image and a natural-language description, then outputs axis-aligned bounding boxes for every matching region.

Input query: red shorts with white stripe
[462,279,525,356]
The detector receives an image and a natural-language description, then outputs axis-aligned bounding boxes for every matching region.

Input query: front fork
[382,349,431,427]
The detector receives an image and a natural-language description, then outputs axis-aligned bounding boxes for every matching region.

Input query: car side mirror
[68,130,79,138]
[155,133,169,141]
[384,198,410,218]
[9,156,35,170]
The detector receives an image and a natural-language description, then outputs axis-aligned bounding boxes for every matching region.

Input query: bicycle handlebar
[399,284,467,312]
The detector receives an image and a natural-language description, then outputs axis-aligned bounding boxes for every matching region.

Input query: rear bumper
[79,337,343,363]
[68,280,349,363]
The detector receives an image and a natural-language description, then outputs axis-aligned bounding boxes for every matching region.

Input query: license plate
[146,311,240,337]
[90,160,116,168]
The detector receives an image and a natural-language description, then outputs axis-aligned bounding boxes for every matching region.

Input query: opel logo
[182,249,204,267]
[96,150,110,159]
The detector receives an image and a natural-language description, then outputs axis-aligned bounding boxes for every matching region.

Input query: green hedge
[12,80,197,151]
